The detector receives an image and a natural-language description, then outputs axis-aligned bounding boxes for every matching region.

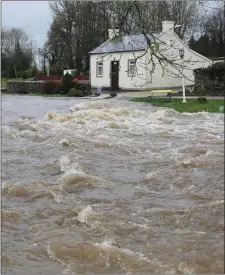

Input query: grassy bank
[131,97,225,113]
[1,78,23,88]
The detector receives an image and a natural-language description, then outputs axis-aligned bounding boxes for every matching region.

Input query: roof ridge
[89,32,161,54]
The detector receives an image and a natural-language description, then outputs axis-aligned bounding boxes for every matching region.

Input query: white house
[89,21,212,93]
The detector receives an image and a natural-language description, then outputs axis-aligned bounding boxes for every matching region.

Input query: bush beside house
[40,73,91,96]
[42,80,62,94]
[193,62,225,96]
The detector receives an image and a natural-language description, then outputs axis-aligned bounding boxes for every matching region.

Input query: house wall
[90,32,212,91]
[90,51,148,90]
[145,32,212,90]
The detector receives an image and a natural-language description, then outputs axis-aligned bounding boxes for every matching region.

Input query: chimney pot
[108,28,119,39]
[162,21,175,33]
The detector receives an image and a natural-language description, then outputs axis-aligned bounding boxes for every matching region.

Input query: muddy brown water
[1,94,224,274]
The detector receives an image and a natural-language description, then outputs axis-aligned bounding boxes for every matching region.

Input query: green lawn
[131,97,225,113]
[1,78,23,88]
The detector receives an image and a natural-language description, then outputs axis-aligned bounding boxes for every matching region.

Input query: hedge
[193,62,225,96]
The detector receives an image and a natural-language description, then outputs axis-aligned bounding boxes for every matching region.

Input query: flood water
[1,94,224,274]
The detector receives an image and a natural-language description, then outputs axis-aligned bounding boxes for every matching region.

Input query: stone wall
[6,81,45,94]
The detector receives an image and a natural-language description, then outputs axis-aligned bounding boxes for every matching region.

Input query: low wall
[6,81,44,94]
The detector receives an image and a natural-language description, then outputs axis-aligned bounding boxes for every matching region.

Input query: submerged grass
[131,97,225,113]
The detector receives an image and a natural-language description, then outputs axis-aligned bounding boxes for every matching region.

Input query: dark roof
[89,34,156,54]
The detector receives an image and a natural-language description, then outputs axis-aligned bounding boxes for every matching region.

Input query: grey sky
[2,1,52,47]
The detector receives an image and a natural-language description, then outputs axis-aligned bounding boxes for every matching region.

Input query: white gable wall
[145,32,212,90]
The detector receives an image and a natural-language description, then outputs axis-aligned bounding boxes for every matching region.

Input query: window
[96,61,103,77]
[128,60,136,77]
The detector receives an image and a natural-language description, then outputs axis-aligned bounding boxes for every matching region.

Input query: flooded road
[2,94,224,274]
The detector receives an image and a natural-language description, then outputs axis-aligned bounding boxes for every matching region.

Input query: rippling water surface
[2,94,224,274]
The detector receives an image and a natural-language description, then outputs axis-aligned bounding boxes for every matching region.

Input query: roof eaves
[89,48,146,55]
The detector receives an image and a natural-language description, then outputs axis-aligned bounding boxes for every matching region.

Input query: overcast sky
[2,1,52,47]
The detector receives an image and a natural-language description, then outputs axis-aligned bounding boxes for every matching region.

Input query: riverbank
[131,97,224,113]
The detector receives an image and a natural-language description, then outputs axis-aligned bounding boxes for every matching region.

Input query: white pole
[182,62,186,103]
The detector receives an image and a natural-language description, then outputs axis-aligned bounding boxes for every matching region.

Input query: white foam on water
[94,239,116,248]
[46,244,69,268]
[58,139,71,147]
[49,190,63,204]
[205,149,220,156]
[135,185,159,195]
[155,109,169,120]
[174,229,206,234]
[2,126,19,138]
[127,221,148,229]
[19,130,37,138]
[145,171,158,180]
[69,102,89,112]
[94,239,151,263]
[201,200,224,208]
[177,263,196,274]
[76,205,93,223]
[59,156,73,173]
[120,248,151,263]
[46,112,74,122]
[59,156,84,175]
[100,240,154,267]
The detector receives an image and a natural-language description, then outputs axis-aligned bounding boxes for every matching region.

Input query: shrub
[194,62,225,96]
[194,62,225,80]
[22,67,38,80]
[55,83,65,94]
[73,82,85,91]
[61,73,74,94]
[43,80,61,94]
[198,97,207,103]
[68,88,84,97]
[72,82,91,96]
[74,82,91,92]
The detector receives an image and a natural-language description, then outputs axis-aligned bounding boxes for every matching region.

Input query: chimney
[108,28,119,39]
[162,21,175,33]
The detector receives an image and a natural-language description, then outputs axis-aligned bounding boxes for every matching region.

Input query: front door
[111,61,119,90]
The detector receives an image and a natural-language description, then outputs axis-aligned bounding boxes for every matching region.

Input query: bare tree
[204,2,225,57]
[1,27,37,77]
[45,1,213,83]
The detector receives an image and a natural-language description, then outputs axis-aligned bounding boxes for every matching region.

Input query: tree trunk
[13,66,17,78]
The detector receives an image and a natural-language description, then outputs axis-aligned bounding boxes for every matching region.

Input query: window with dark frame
[128,60,136,77]
[96,61,103,77]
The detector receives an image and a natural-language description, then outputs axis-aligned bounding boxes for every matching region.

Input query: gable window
[96,61,103,77]
[128,59,136,77]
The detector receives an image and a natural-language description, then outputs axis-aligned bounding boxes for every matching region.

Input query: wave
[46,240,153,274]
